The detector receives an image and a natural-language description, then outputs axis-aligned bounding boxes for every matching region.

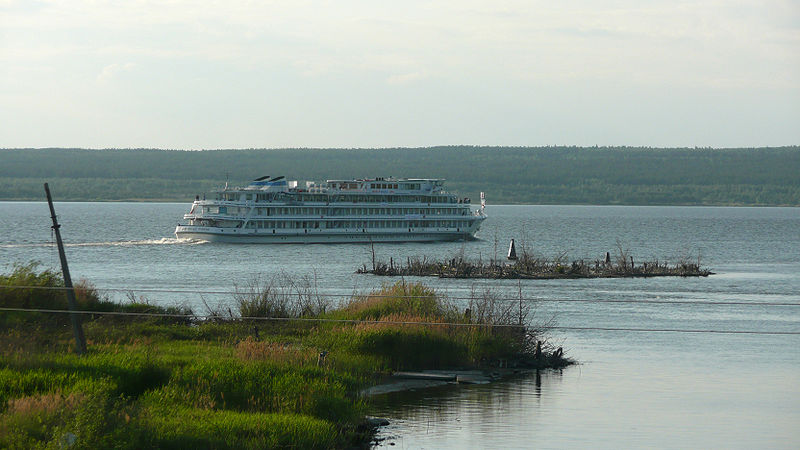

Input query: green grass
[1,267,570,448]
[139,407,341,449]
[0,339,366,449]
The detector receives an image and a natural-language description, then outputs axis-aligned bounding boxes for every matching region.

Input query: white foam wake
[1,238,208,248]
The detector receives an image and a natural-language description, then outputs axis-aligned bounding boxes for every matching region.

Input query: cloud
[97,62,136,83]
[386,72,427,85]
[2,0,798,148]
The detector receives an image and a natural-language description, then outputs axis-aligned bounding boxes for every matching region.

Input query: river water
[1,202,798,448]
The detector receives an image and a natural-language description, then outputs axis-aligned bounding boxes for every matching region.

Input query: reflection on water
[370,370,565,448]
[370,352,800,449]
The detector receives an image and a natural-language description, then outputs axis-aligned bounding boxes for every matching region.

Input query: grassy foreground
[1,264,569,449]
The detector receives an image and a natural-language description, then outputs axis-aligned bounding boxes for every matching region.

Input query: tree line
[1,146,798,205]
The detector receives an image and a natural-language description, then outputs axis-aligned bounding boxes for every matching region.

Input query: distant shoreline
[2,146,798,205]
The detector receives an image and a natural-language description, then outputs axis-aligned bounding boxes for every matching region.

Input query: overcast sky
[1,0,798,149]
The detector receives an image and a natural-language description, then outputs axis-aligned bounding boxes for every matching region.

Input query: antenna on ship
[225,172,229,190]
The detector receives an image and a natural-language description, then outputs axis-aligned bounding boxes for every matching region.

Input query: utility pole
[44,183,87,355]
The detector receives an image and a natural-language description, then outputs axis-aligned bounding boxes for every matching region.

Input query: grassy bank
[1,264,570,449]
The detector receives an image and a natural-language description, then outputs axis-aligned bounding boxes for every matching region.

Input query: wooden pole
[518,280,523,327]
[44,183,87,355]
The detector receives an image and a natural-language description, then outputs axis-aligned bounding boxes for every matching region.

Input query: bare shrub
[235,272,331,319]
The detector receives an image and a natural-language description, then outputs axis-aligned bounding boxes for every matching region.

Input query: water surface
[1,203,798,448]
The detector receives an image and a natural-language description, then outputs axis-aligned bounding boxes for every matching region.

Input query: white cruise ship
[175,176,486,243]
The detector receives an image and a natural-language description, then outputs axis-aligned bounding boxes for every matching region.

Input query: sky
[1,0,798,149]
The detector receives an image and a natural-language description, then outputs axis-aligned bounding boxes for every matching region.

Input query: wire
[1,284,798,307]
[1,307,798,335]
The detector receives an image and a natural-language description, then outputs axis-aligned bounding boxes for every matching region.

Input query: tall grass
[340,282,453,320]
[235,272,329,318]
[0,262,193,329]
[1,267,569,448]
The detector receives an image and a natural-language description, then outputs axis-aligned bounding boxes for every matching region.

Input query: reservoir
[1,203,798,448]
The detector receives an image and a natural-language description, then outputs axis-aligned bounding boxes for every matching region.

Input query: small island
[358,244,712,279]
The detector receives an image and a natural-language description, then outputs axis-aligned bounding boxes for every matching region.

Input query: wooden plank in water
[392,371,457,381]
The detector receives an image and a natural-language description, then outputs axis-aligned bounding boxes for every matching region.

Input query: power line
[1,284,798,307]
[1,307,798,335]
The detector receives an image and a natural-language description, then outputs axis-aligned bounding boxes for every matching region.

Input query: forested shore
[1,146,798,205]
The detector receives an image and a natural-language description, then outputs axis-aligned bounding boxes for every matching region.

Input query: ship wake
[1,238,208,248]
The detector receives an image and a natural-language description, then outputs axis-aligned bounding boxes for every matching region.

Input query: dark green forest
[1,146,798,205]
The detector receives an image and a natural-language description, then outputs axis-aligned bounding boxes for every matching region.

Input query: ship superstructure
[175,176,486,243]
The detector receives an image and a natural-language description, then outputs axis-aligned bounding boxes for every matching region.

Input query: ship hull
[175,226,479,243]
